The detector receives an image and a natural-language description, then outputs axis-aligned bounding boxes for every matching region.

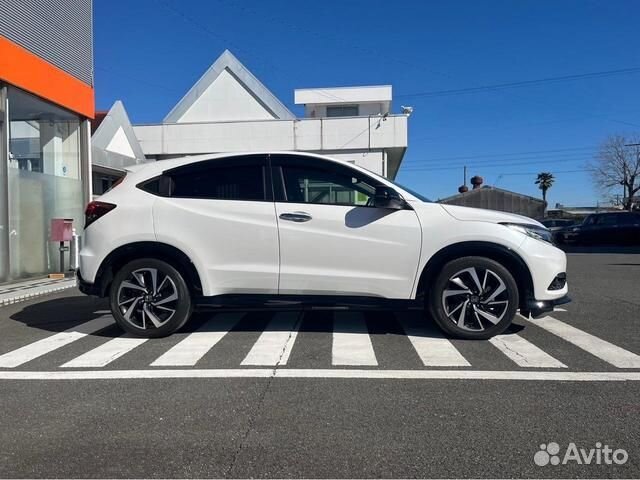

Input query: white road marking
[0,369,638,381]
[0,317,114,368]
[61,336,148,368]
[554,308,568,312]
[241,312,301,366]
[151,313,243,367]
[332,312,377,366]
[399,320,470,367]
[489,334,567,368]
[526,315,640,368]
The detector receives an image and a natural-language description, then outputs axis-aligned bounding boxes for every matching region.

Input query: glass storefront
[0,85,9,281]
[0,85,85,282]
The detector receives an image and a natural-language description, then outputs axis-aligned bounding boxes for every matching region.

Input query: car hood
[437,204,544,227]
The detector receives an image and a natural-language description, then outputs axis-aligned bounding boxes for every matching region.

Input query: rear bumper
[524,295,571,318]
[77,269,101,297]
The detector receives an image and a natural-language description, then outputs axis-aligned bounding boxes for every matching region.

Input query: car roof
[126,151,361,178]
[122,151,422,201]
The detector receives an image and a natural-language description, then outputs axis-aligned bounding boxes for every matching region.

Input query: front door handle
[279,211,312,223]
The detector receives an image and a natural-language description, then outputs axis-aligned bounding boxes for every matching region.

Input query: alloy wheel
[441,266,510,332]
[116,268,179,330]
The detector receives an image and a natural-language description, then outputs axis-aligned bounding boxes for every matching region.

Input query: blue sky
[94,0,640,206]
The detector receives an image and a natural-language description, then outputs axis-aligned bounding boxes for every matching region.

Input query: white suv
[78,152,569,339]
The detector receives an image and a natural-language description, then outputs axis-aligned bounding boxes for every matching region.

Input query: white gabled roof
[164,50,295,123]
[92,101,147,170]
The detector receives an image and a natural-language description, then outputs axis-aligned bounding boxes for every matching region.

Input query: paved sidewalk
[0,276,77,307]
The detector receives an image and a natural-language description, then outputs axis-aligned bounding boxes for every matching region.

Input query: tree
[589,135,640,211]
[535,172,555,208]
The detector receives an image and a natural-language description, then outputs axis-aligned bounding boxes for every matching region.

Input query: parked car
[78,152,569,340]
[557,212,640,245]
[541,218,576,233]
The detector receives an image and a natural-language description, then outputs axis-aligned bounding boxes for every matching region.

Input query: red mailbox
[50,218,74,242]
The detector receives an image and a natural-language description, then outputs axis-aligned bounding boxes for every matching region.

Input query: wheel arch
[93,241,204,298]
[415,241,534,311]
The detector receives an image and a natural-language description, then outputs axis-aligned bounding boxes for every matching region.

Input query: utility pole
[623,143,640,210]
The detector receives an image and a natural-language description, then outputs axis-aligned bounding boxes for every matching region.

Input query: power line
[156,0,288,86]
[396,67,640,99]
[403,156,590,171]
[493,169,592,176]
[401,157,593,172]
[409,108,640,144]
[402,152,596,170]
[94,66,183,93]
[402,145,597,164]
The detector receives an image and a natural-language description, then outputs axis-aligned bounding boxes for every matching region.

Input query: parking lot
[0,250,638,478]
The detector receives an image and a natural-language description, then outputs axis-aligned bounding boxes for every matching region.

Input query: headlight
[500,222,554,244]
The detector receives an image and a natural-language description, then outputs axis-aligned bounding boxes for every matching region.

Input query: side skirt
[193,294,423,311]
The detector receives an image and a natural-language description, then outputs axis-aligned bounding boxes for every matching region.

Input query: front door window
[281,165,374,206]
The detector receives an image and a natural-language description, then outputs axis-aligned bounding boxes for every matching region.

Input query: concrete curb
[0,279,77,307]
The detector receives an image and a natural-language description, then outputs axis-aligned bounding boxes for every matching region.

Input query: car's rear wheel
[428,256,519,340]
[109,258,192,338]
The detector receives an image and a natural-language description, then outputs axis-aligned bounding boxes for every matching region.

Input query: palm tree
[535,172,555,212]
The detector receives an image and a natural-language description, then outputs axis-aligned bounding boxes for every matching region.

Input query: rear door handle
[279,211,312,223]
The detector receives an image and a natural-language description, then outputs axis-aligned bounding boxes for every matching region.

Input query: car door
[271,154,422,299]
[597,214,619,244]
[618,213,640,245]
[579,215,598,244]
[152,154,280,296]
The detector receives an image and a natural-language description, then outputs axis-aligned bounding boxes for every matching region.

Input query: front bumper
[524,295,571,318]
[516,236,568,300]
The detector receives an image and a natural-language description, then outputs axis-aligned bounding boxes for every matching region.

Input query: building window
[5,86,84,280]
[326,105,359,117]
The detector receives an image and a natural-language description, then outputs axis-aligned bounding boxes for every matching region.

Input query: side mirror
[374,186,407,210]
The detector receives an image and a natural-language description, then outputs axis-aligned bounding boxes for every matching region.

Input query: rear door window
[140,155,270,201]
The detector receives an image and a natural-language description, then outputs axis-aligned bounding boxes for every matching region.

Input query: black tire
[427,256,519,340]
[109,258,192,338]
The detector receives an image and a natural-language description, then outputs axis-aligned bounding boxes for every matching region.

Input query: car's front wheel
[428,256,519,340]
[109,258,193,338]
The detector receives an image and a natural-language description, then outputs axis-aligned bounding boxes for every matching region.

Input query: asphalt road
[0,251,638,478]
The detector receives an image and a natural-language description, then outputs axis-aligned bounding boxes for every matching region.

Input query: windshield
[387,179,432,202]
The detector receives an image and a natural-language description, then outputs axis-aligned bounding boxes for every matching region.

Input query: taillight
[84,201,116,229]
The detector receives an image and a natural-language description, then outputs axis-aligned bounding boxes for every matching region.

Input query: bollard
[70,229,81,271]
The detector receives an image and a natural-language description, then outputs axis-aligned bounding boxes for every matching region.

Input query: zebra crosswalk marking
[332,312,378,366]
[488,334,567,368]
[61,335,148,368]
[241,312,301,366]
[526,315,640,369]
[0,317,114,368]
[150,313,243,367]
[0,311,638,373]
[399,320,470,367]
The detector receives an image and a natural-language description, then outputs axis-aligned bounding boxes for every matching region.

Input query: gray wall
[0,0,93,85]
[440,188,545,219]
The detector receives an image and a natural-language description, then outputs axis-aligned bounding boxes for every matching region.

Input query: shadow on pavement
[8,294,527,339]
[10,295,110,333]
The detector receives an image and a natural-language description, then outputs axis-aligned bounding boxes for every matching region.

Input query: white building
[92,50,409,194]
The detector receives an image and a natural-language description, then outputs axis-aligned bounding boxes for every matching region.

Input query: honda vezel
[78,152,569,339]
